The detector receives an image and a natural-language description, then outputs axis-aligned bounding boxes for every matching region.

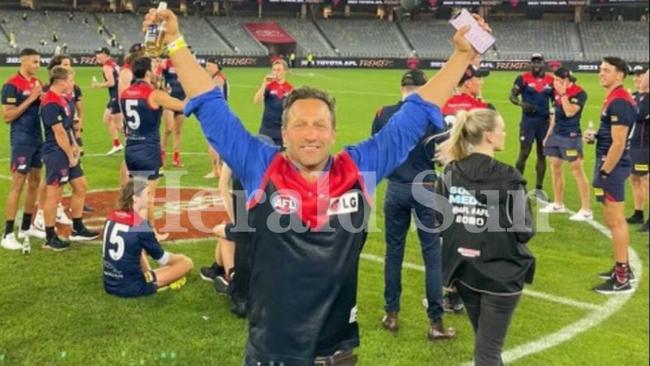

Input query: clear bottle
[144,2,167,57]
[586,121,596,144]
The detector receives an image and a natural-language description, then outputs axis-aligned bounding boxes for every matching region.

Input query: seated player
[103,178,193,298]
[540,68,592,221]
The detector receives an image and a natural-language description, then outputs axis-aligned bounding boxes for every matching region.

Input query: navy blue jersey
[40,90,74,155]
[1,73,43,146]
[103,59,120,100]
[43,84,79,121]
[259,80,293,141]
[120,80,161,148]
[631,92,649,149]
[160,59,185,99]
[514,72,555,119]
[597,86,637,160]
[552,84,587,138]
[372,101,438,184]
[102,210,168,297]
[185,87,444,363]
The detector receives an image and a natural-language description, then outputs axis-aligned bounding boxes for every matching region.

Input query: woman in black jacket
[437,109,536,366]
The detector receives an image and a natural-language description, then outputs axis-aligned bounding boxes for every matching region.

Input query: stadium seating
[490,21,581,61]
[274,18,335,57]
[315,19,411,58]
[0,10,648,63]
[2,10,108,54]
[178,15,232,56]
[579,21,649,62]
[400,20,455,59]
[206,16,268,56]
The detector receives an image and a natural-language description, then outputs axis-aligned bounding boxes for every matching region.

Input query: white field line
[458,201,643,366]
[360,253,603,312]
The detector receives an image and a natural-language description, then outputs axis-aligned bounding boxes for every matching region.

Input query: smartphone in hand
[450,9,496,55]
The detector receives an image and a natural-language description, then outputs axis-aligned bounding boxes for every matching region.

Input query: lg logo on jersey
[327,192,359,216]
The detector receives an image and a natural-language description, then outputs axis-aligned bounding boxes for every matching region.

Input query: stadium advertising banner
[346,0,400,5]
[0,54,644,71]
[437,0,500,6]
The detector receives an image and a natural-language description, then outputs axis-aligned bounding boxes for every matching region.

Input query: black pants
[457,283,521,366]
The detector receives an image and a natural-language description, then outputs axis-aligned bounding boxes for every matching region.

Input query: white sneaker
[106,145,124,156]
[1,233,23,250]
[56,204,72,226]
[203,171,217,179]
[539,204,566,214]
[570,209,594,222]
[27,226,46,240]
[33,210,45,231]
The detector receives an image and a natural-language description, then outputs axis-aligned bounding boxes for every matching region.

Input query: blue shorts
[107,98,121,115]
[630,148,649,176]
[43,150,83,186]
[592,158,632,203]
[544,134,583,162]
[520,118,549,146]
[107,270,158,298]
[11,144,42,174]
[125,147,162,181]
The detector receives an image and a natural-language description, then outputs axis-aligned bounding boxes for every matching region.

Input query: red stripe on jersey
[5,73,41,93]
[442,93,488,116]
[602,85,637,113]
[521,72,554,93]
[107,210,143,227]
[41,90,68,109]
[249,152,368,230]
[555,84,584,107]
[120,81,156,109]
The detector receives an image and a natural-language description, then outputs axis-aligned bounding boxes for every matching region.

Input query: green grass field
[0,66,648,366]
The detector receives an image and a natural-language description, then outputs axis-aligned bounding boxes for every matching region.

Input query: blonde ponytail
[446,109,501,162]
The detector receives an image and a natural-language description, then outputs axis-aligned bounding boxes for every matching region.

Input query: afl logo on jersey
[271,193,299,215]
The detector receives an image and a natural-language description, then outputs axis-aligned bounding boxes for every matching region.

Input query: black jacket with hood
[437,153,536,295]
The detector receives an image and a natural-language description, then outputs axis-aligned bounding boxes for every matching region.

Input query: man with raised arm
[143,8,489,365]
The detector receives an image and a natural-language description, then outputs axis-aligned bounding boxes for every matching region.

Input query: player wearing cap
[539,68,592,221]
[204,58,229,179]
[592,57,638,294]
[92,47,124,156]
[158,57,186,167]
[510,53,555,199]
[443,65,493,119]
[143,7,487,364]
[626,65,649,232]
[253,59,293,147]
[1,48,43,251]
[372,70,455,340]
[40,66,99,250]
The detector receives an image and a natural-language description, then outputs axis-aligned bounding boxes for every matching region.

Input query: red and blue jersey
[103,59,120,100]
[1,73,43,146]
[120,80,161,149]
[185,86,444,362]
[514,72,555,119]
[552,84,587,138]
[442,92,490,117]
[40,90,74,155]
[102,210,168,298]
[159,59,186,100]
[631,92,649,149]
[597,86,637,160]
[260,80,293,141]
